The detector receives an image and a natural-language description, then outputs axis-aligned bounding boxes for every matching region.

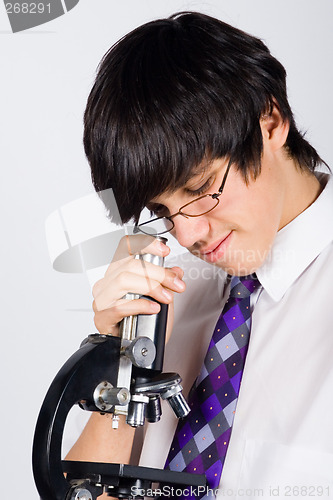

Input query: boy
[67,12,333,499]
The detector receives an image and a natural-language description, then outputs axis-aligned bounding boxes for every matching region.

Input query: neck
[279,160,322,230]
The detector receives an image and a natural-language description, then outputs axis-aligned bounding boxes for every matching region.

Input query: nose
[171,213,209,249]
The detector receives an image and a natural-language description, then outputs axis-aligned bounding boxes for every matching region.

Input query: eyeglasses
[134,159,232,236]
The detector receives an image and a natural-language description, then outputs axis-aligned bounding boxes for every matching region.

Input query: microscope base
[63,460,206,499]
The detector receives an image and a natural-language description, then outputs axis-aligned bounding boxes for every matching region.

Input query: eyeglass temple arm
[213,159,232,199]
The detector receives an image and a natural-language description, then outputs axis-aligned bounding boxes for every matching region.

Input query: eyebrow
[149,160,215,204]
[172,160,213,191]
[190,160,213,177]
[183,161,216,187]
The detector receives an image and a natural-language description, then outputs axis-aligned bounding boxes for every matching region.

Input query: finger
[114,260,185,293]
[94,312,119,335]
[94,262,185,303]
[117,260,185,292]
[94,310,118,336]
[94,274,176,310]
[104,240,170,278]
[94,298,161,335]
[113,235,170,262]
[170,266,185,279]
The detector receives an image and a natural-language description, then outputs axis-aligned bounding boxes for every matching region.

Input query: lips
[200,231,233,263]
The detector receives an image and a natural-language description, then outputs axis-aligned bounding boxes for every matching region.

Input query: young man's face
[146,107,322,276]
[147,138,293,276]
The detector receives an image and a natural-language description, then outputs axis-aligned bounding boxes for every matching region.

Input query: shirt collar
[256,173,333,302]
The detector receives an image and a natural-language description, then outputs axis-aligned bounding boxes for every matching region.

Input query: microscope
[32,238,206,499]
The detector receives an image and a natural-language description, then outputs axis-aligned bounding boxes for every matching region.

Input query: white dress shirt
[139,173,333,499]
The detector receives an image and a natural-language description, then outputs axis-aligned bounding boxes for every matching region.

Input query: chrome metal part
[116,238,168,419]
[119,243,167,368]
[134,373,190,419]
[164,391,190,419]
[114,354,132,417]
[124,336,156,368]
[70,488,93,500]
[134,373,182,395]
[118,293,139,341]
[93,381,130,412]
[112,414,120,429]
[126,394,149,428]
[160,381,190,418]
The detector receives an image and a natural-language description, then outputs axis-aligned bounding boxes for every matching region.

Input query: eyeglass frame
[134,158,232,235]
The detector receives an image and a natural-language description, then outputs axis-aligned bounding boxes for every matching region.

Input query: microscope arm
[32,334,121,500]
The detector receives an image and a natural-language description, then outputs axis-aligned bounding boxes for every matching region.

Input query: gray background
[1,0,332,497]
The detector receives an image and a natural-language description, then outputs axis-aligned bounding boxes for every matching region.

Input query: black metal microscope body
[32,244,206,500]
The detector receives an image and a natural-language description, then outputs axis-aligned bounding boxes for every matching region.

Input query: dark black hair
[84,11,323,223]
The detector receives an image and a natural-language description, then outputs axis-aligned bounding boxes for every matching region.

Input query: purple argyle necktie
[165,275,260,499]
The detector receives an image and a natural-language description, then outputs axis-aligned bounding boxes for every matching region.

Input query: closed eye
[185,178,213,196]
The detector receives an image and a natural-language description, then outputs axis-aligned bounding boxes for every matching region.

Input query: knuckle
[119,235,127,244]
[119,235,130,249]
[94,311,117,335]
[94,313,104,333]
[106,260,117,272]
[165,268,176,280]
[117,270,131,288]
[110,301,123,315]
[127,258,139,272]
[93,297,103,312]
[92,279,103,298]
[119,235,133,256]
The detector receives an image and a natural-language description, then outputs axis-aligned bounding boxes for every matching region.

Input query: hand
[92,235,185,336]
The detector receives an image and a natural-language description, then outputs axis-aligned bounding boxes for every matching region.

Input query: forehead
[148,158,224,206]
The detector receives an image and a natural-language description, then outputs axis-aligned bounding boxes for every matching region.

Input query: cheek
[247,191,281,232]
[209,167,283,237]
[204,168,285,274]
[232,170,283,229]
[216,180,282,268]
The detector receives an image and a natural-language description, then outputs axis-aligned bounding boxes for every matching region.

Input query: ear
[260,103,289,152]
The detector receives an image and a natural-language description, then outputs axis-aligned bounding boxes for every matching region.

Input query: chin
[213,258,260,277]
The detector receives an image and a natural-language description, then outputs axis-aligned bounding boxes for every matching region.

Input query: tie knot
[229,274,260,299]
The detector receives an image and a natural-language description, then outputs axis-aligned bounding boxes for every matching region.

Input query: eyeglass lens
[138,195,219,235]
